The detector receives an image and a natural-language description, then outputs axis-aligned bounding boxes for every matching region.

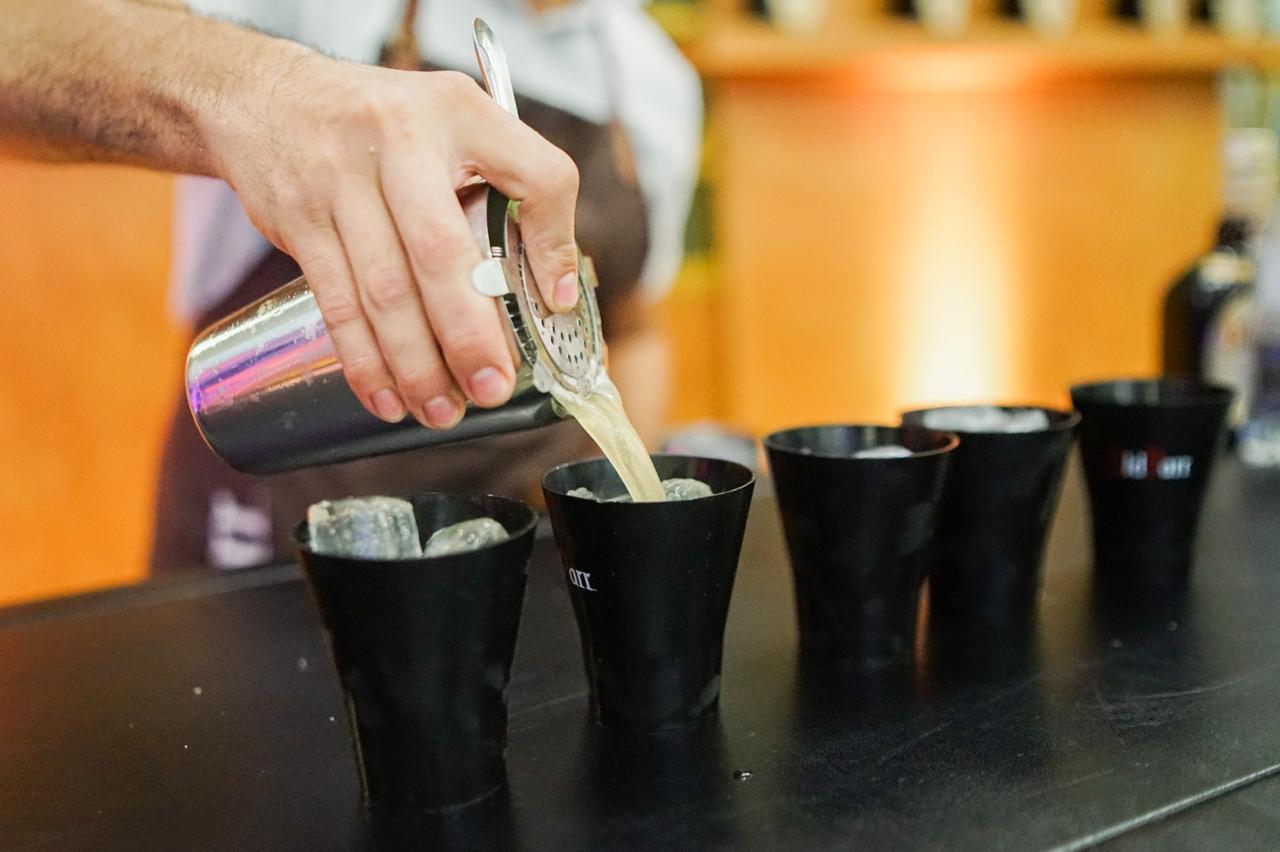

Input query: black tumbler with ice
[900,405,1079,623]
[1070,378,1232,589]
[542,455,755,732]
[765,425,957,669]
[295,493,537,811]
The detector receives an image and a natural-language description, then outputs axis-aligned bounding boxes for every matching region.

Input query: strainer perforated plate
[513,241,603,396]
[473,201,605,397]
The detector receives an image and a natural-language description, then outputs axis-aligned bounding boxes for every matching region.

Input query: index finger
[450,95,582,314]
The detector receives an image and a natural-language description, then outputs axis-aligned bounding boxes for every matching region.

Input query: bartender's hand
[216,58,581,428]
[0,0,581,428]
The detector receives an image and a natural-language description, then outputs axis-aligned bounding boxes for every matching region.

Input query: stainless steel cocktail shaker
[184,20,606,475]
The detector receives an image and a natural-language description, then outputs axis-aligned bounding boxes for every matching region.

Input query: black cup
[295,493,537,811]
[542,455,755,732]
[900,405,1080,623]
[764,425,957,669]
[1070,378,1232,589]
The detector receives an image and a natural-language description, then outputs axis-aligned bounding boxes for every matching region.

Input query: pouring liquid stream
[549,372,666,502]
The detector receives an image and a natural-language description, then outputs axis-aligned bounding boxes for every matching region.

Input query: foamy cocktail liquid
[548,372,666,502]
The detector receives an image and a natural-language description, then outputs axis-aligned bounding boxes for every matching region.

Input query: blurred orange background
[0,159,184,604]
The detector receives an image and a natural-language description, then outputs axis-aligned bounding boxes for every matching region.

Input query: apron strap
[381,0,421,70]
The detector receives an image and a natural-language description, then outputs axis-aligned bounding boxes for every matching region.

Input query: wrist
[197,31,323,184]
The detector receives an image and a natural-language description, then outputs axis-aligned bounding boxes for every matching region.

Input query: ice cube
[1001,409,1051,433]
[307,496,422,560]
[921,406,1049,434]
[661,478,714,501]
[423,517,510,557]
[565,486,631,502]
[853,444,913,459]
[566,480,713,502]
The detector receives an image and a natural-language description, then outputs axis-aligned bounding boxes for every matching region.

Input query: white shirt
[173,0,703,321]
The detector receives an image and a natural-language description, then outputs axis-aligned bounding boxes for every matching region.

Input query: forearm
[0,0,312,177]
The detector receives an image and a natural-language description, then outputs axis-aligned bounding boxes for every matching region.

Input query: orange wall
[0,159,183,606]
[707,73,1219,434]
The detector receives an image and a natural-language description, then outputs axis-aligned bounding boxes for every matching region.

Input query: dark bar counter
[2,459,1279,850]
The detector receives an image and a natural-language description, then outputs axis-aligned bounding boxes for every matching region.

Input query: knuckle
[431,71,482,106]
[543,149,580,195]
[361,268,415,313]
[298,140,343,184]
[378,96,414,128]
[344,90,413,146]
[340,351,385,392]
[274,182,309,219]
[435,325,492,365]
[394,362,450,401]
[374,98,416,143]
[407,219,473,275]
[348,91,387,130]
[279,180,330,229]
[547,245,579,275]
[313,287,363,328]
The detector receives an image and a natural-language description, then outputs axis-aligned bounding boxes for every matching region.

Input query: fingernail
[422,395,462,429]
[553,272,579,311]
[468,367,511,407]
[371,388,406,422]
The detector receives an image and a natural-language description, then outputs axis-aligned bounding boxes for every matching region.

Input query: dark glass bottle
[1163,128,1277,431]
[1162,218,1256,435]
[1162,217,1253,379]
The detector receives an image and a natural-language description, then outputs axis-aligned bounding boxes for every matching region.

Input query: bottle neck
[1216,216,1253,252]
[1221,128,1278,236]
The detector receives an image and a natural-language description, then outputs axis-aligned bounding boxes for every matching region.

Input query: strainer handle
[473,19,519,120]
[473,19,517,257]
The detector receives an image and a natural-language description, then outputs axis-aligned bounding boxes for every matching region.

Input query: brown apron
[150,12,650,572]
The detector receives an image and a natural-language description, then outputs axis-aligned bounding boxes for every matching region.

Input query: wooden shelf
[680,17,1280,80]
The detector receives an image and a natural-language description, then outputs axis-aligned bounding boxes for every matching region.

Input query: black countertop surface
[2,459,1279,851]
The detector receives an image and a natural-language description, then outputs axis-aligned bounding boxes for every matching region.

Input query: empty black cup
[900,405,1079,623]
[764,425,957,669]
[542,455,755,732]
[1070,378,1232,589]
[295,493,537,811]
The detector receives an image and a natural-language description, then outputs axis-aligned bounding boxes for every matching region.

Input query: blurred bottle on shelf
[1238,77,1280,467]
[1163,128,1277,437]
[1118,0,1191,35]
[1210,0,1263,38]
[765,0,829,33]
[1240,202,1280,467]
[918,0,971,35]
[1023,0,1078,36]
[1000,0,1078,36]
[1264,0,1280,35]
[1240,243,1280,465]
[895,0,971,37]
